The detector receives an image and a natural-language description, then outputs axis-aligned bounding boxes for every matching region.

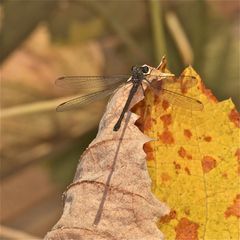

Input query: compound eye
[141,65,149,74]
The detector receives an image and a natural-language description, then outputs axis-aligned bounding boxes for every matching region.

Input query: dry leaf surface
[45,81,169,240]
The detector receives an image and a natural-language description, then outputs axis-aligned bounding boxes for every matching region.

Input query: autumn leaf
[45,58,239,240]
[132,59,240,240]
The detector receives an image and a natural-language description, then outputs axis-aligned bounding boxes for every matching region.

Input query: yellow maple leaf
[132,60,240,240]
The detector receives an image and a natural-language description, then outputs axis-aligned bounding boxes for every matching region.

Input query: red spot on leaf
[199,81,218,102]
[160,114,172,128]
[229,108,240,128]
[160,210,177,223]
[178,147,192,160]
[159,130,174,144]
[222,172,228,178]
[154,95,162,105]
[173,161,181,170]
[162,99,170,110]
[161,172,171,182]
[225,194,240,218]
[184,129,192,139]
[178,147,186,158]
[143,143,154,160]
[175,217,199,240]
[202,156,217,173]
[204,136,212,142]
[185,167,191,175]
[143,115,153,131]
[235,148,240,175]
[235,148,240,161]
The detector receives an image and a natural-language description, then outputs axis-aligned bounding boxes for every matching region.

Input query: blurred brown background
[0,0,239,239]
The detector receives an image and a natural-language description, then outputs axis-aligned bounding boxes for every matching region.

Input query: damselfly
[56,64,203,131]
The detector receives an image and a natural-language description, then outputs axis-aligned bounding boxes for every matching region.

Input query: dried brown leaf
[45,83,169,240]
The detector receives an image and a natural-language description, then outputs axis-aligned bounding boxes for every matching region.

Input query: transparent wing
[162,88,203,111]
[56,88,118,112]
[161,75,198,90]
[55,75,129,91]
[148,75,197,90]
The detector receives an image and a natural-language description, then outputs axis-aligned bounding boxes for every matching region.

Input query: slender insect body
[113,65,150,131]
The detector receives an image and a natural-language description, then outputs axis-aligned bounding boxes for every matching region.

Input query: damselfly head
[141,64,151,75]
[131,64,151,79]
